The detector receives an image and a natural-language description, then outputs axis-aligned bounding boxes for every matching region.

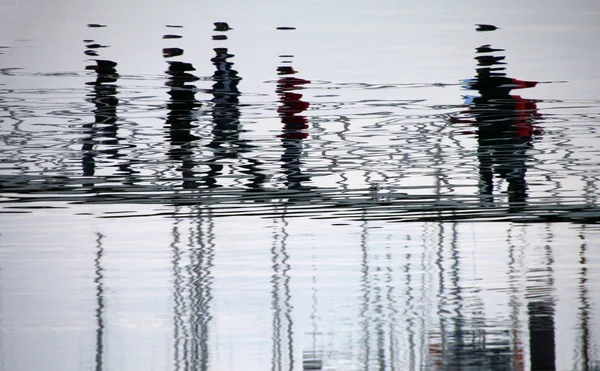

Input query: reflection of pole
[94,233,105,371]
[507,225,525,371]
[189,208,215,371]
[358,218,372,369]
[578,229,591,369]
[270,214,294,370]
[170,207,215,370]
[171,214,188,371]
[302,246,323,371]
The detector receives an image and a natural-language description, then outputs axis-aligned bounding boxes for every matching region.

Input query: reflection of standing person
[456,36,540,211]
[83,59,119,177]
[83,28,137,184]
[163,28,201,189]
[276,66,311,189]
[204,40,265,189]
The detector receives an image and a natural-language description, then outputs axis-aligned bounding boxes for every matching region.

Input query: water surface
[1,1,600,370]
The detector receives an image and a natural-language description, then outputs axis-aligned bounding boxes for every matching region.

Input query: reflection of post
[453,26,541,211]
[94,233,105,371]
[276,64,311,190]
[577,230,592,369]
[163,27,201,189]
[271,216,294,370]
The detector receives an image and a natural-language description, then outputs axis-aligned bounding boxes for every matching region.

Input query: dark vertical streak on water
[359,218,371,369]
[171,214,187,371]
[527,225,556,370]
[433,222,447,368]
[188,207,215,371]
[384,244,398,371]
[447,222,466,369]
[93,232,105,371]
[270,213,294,371]
[507,225,526,370]
[403,248,416,371]
[578,228,591,370]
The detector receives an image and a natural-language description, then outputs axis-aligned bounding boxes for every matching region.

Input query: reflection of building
[276,65,311,189]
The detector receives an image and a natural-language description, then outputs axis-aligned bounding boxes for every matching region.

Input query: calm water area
[2,1,600,370]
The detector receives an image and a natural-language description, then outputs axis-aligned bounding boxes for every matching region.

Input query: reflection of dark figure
[164,57,201,189]
[458,39,540,211]
[83,59,119,177]
[82,28,138,184]
[204,47,265,189]
[276,66,311,189]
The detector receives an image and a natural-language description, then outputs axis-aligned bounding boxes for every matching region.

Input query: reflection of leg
[507,166,527,205]
[477,145,494,200]
[281,138,310,189]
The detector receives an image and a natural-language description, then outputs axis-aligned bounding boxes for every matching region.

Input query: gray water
[1,1,600,370]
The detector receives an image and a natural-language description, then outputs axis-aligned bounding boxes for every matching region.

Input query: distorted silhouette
[204,41,265,189]
[163,31,201,189]
[434,24,551,371]
[276,65,311,189]
[82,29,138,184]
[454,29,541,211]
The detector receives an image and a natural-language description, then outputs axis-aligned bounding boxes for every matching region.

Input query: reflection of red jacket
[277,75,311,139]
[512,95,540,138]
[278,92,310,115]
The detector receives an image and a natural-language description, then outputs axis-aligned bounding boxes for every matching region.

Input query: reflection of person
[163,31,201,189]
[456,40,540,210]
[204,45,265,189]
[83,59,119,177]
[276,65,311,189]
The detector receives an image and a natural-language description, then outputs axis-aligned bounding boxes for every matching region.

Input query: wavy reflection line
[94,232,105,371]
[507,224,526,371]
[302,245,323,371]
[403,247,416,370]
[577,228,591,369]
[270,214,294,371]
[384,241,399,370]
[171,213,188,371]
[358,217,372,369]
[189,207,215,371]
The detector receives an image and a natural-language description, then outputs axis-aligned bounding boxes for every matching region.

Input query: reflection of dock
[2,176,599,223]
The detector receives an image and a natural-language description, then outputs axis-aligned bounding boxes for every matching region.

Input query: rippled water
[1,1,600,370]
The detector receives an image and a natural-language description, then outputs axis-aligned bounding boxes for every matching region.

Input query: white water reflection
[1,206,600,370]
